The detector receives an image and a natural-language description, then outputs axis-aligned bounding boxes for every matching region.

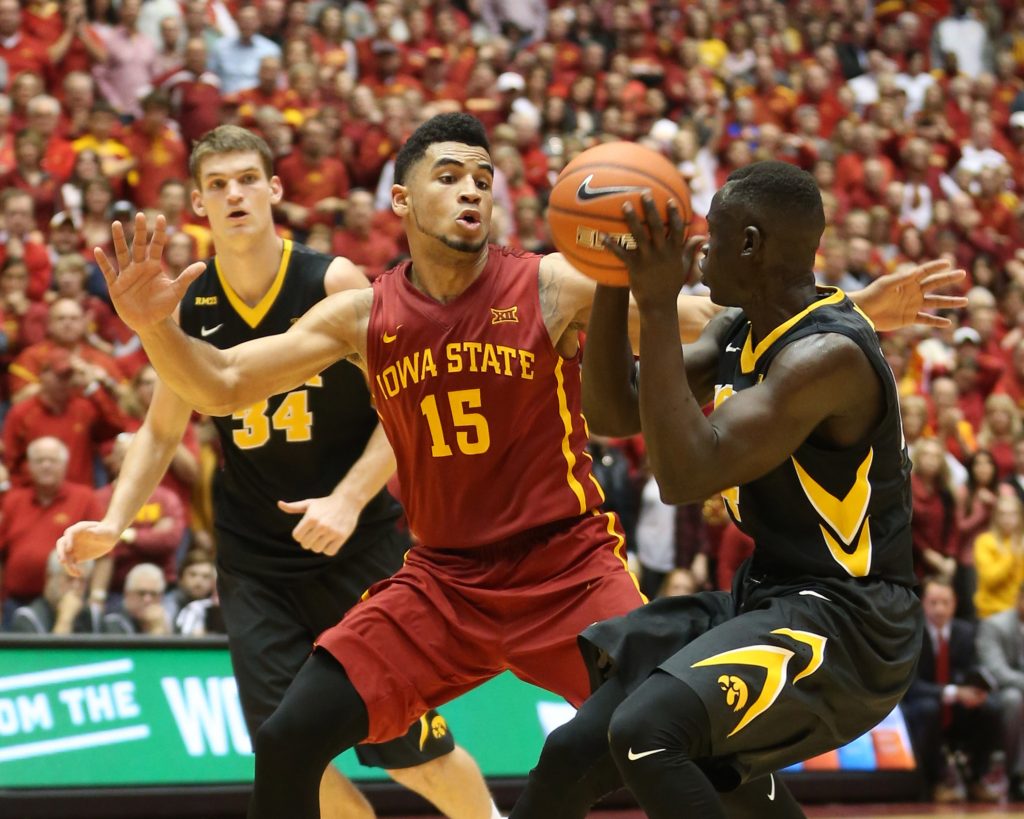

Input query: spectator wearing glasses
[102,562,170,635]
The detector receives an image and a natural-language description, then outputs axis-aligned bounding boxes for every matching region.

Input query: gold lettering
[496,345,516,376]
[520,350,535,380]
[463,341,482,372]
[481,343,502,375]
[194,296,218,305]
[397,352,420,390]
[446,342,463,373]
[421,348,438,378]
[380,366,400,397]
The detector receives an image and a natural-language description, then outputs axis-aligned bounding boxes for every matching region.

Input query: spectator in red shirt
[123,91,188,209]
[26,94,75,182]
[911,436,961,582]
[0,257,48,364]
[4,346,127,487]
[1,128,58,230]
[0,435,101,622]
[46,0,107,87]
[52,253,132,355]
[8,297,127,403]
[835,122,897,199]
[275,117,350,232]
[0,0,50,79]
[0,188,53,301]
[331,189,399,281]
[155,37,223,148]
[91,432,186,599]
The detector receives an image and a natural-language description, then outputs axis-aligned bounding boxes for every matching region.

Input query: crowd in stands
[0,0,1022,803]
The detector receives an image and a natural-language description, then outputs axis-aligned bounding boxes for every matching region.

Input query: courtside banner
[0,637,570,787]
[0,637,914,788]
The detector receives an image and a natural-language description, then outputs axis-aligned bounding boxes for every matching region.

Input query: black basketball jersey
[713,288,915,585]
[179,240,398,576]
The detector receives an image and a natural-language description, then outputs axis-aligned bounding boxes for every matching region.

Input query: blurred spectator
[3,346,127,486]
[901,577,1002,804]
[175,588,224,636]
[931,0,994,78]
[588,435,639,551]
[331,189,397,281]
[123,91,187,209]
[8,297,126,403]
[0,436,99,624]
[48,0,107,85]
[716,520,755,591]
[70,100,134,185]
[0,0,49,79]
[634,471,676,600]
[977,394,1021,477]
[957,450,1000,619]
[911,437,960,582]
[0,188,53,301]
[1,128,57,229]
[151,13,184,78]
[9,549,98,633]
[51,252,130,355]
[974,494,1024,619]
[656,567,697,599]
[101,561,170,635]
[91,432,185,602]
[92,0,157,119]
[209,4,281,95]
[27,94,74,182]
[164,547,214,625]
[977,581,1024,802]
[157,179,211,259]
[276,117,349,232]
[0,256,48,360]
[154,36,222,148]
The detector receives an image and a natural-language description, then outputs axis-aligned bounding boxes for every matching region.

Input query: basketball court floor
[389,804,1024,818]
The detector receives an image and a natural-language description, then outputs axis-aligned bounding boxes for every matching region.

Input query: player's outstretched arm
[98,213,368,415]
[58,381,194,577]
[846,260,967,331]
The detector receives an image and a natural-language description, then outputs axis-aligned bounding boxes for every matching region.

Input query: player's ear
[191,187,206,217]
[269,175,284,205]
[391,184,409,217]
[741,226,761,257]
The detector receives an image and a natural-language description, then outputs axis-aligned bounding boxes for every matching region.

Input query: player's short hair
[394,113,490,185]
[724,160,825,240]
[189,125,274,187]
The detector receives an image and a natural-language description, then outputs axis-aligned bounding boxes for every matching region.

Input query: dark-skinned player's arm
[96,213,367,416]
[602,196,881,504]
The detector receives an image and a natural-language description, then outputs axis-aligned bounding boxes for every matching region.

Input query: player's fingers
[277,499,310,515]
[621,202,647,252]
[322,537,345,557]
[918,269,967,292]
[132,212,148,263]
[94,248,118,288]
[915,312,953,328]
[921,294,968,310]
[602,235,629,263]
[640,194,665,250]
[111,220,130,269]
[667,200,688,242]
[912,258,953,280]
[173,262,208,300]
[148,214,168,260]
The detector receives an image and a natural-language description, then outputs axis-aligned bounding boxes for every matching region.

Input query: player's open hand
[603,194,704,310]
[278,494,359,556]
[95,212,207,332]
[57,520,121,577]
[854,259,967,332]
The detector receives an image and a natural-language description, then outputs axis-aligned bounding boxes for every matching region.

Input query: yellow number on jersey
[419,389,491,458]
[232,390,314,449]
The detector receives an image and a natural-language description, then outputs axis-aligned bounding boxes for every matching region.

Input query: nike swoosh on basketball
[627,747,667,761]
[576,174,649,202]
[201,324,223,337]
[726,343,741,352]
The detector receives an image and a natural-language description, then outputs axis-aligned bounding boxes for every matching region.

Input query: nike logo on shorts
[726,343,742,352]
[627,747,667,761]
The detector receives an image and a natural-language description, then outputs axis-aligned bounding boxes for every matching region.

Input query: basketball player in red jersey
[85,114,963,818]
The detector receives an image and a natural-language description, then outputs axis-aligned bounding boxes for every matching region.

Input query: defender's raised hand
[95,212,207,331]
[854,259,967,332]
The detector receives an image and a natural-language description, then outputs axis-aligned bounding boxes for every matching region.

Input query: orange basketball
[547,141,693,286]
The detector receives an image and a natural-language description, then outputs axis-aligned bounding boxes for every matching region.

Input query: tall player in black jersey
[510,161,928,819]
[56,127,498,819]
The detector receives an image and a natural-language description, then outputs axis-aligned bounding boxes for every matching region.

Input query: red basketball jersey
[367,246,605,548]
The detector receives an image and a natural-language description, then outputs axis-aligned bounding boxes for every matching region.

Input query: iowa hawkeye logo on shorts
[691,628,827,738]
[418,713,449,750]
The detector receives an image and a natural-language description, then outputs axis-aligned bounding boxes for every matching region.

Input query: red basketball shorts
[315,511,646,744]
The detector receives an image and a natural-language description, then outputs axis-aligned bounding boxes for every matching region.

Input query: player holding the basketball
[512,161,927,819]
[74,115,959,819]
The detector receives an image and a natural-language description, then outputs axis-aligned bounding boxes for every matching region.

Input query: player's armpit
[324,256,371,294]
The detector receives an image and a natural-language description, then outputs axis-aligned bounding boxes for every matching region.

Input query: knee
[253,710,297,766]
[386,753,447,791]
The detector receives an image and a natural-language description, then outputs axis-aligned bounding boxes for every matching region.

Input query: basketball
[548,141,693,287]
